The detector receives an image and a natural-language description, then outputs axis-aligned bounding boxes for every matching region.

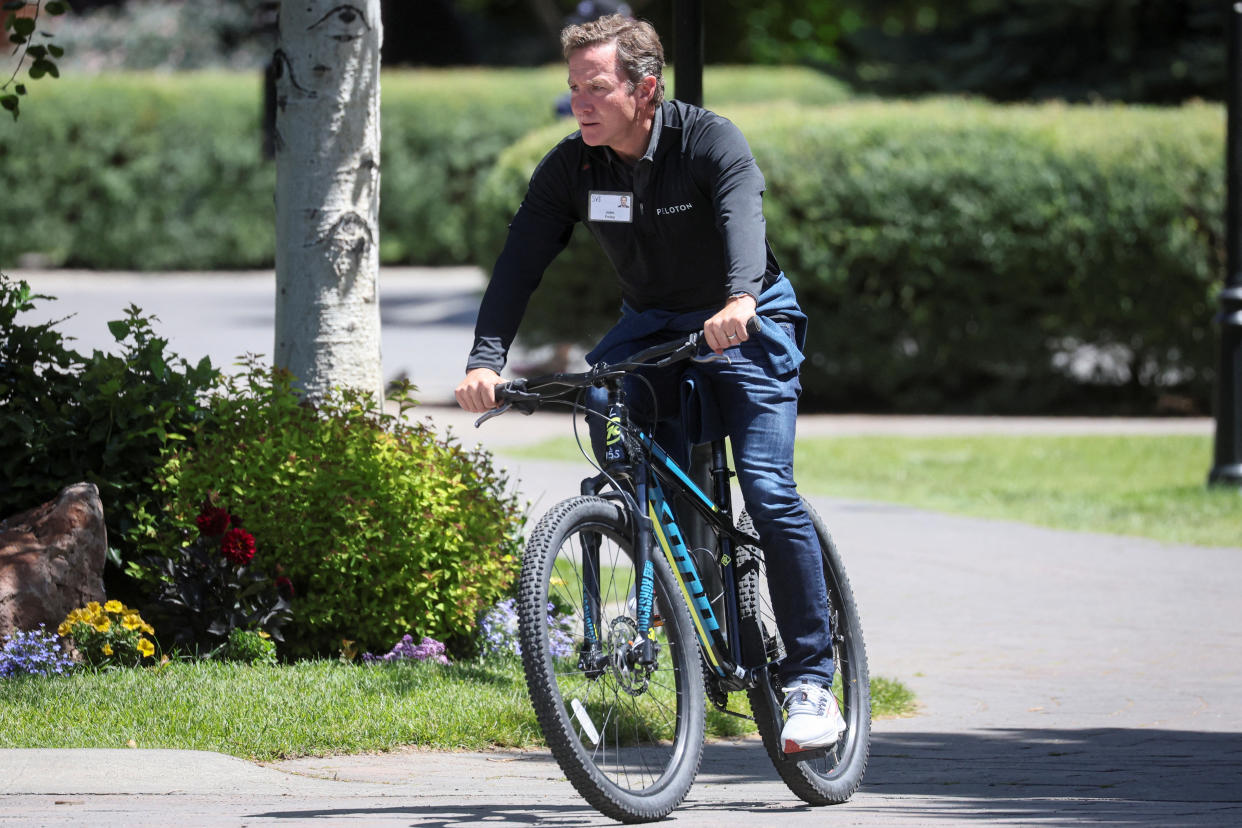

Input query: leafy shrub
[0,275,219,578]
[476,98,1223,413]
[143,360,525,659]
[0,74,276,270]
[0,627,76,678]
[135,501,291,655]
[0,67,848,269]
[221,628,277,666]
[58,601,157,668]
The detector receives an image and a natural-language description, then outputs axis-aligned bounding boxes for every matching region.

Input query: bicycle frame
[579,379,764,691]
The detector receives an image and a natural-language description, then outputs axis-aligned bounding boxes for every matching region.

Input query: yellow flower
[93,618,111,633]
[122,614,142,631]
[104,600,123,614]
[86,601,101,614]
[141,622,155,635]
[137,638,155,658]
[257,631,271,639]
[102,644,114,656]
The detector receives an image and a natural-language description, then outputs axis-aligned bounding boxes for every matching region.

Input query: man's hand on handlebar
[456,367,504,413]
[703,293,758,354]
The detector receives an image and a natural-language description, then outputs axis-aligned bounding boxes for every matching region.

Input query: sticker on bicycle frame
[589,191,633,223]
[571,698,601,746]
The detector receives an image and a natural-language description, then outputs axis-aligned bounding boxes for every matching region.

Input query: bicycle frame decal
[646,476,728,676]
[635,559,654,634]
[646,437,719,514]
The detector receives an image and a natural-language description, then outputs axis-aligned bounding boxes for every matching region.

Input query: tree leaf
[45,1,68,14]
[107,319,130,340]
[1,1,26,11]
[13,17,35,36]
[47,44,62,57]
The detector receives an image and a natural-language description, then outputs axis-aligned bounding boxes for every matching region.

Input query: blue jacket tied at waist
[586,273,807,371]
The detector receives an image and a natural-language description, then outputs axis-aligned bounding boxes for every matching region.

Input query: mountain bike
[475,327,870,823]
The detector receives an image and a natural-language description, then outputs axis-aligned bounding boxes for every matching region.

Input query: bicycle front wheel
[517,496,705,823]
[737,497,871,804]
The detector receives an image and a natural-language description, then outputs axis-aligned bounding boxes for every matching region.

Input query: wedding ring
[727,333,738,340]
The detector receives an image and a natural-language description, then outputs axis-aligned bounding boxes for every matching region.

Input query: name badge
[589,191,633,223]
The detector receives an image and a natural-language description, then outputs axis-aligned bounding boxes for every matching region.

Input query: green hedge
[476,99,1223,413]
[0,67,850,270]
[1,73,275,270]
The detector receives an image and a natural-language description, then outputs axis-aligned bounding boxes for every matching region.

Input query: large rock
[0,483,108,639]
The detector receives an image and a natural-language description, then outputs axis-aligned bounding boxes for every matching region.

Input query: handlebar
[475,317,762,427]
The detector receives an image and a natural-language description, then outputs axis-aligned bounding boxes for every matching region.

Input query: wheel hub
[608,617,653,696]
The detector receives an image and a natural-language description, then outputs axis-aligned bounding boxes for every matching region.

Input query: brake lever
[653,341,704,369]
[474,403,511,428]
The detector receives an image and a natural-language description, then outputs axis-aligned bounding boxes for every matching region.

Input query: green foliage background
[0,68,1223,413]
[0,67,850,269]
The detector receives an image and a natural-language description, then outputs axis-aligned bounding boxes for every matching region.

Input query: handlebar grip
[746,315,762,336]
[494,381,541,413]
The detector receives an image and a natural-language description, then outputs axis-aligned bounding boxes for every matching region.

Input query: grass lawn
[510,433,1239,548]
[0,659,914,760]
[794,434,1238,547]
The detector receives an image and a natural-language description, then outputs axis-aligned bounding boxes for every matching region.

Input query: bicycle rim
[738,499,871,804]
[518,496,705,822]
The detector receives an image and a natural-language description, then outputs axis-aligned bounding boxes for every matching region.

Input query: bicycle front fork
[577,460,661,679]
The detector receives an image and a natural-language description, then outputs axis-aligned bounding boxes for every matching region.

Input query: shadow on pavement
[245,804,601,826]
[858,727,1242,824]
[249,728,1242,826]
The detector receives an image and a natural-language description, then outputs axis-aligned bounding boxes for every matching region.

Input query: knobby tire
[736,497,871,804]
[517,496,706,823]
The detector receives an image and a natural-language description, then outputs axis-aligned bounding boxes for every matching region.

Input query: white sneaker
[780,681,846,753]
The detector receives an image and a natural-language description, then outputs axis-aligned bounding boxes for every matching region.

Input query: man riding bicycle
[455,13,843,753]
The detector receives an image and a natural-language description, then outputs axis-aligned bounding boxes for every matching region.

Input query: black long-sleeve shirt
[467,99,783,373]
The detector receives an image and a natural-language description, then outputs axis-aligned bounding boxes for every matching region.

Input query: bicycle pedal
[781,741,832,762]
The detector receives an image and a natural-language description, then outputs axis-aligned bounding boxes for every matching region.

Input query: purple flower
[0,627,77,678]
[478,598,574,660]
[362,634,450,665]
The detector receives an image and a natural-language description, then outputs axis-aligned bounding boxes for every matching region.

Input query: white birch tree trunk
[272,0,383,404]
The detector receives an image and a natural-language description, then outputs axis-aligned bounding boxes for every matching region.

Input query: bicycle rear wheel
[737,498,871,804]
[517,496,705,823]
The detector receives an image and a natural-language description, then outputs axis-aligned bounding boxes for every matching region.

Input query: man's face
[567,41,650,160]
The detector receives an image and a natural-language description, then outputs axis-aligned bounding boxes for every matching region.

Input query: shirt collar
[639,103,664,164]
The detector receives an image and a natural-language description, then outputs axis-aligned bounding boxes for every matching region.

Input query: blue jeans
[585,324,833,687]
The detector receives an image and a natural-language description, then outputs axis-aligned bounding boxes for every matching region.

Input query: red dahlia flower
[221,528,256,566]
[195,506,231,536]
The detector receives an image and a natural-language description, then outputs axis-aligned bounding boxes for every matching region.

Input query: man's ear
[638,75,658,103]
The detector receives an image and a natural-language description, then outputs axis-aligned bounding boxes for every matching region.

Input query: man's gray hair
[561,14,665,106]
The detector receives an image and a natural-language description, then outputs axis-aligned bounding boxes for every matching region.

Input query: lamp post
[1210,2,1242,486]
[674,0,703,107]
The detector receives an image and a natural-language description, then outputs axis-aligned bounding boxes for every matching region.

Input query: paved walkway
[2,269,1238,826]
